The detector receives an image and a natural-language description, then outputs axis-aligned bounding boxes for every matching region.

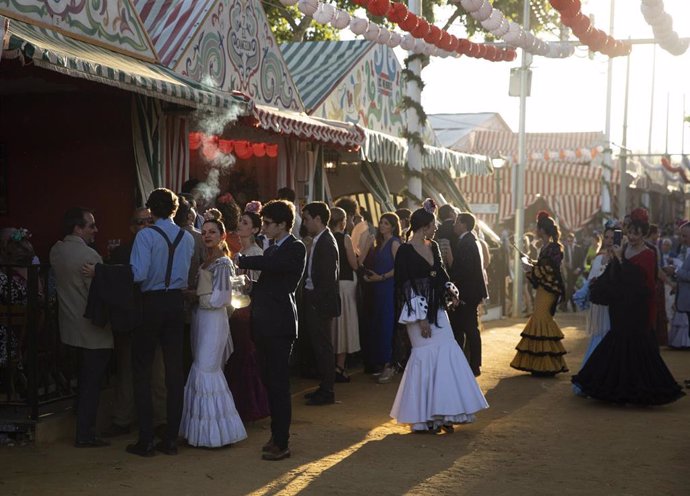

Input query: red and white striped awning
[455,130,607,231]
[246,104,364,149]
[459,162,603,232]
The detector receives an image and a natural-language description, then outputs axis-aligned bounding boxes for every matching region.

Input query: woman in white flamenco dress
[390,203,488,433]
[180,218,247,447]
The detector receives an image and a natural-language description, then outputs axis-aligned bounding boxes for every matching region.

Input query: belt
[142,288,182,294]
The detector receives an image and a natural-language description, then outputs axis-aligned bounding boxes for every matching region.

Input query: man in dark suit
[301,202,341,406]
[561,232,585,312]
[237,200,306,461]
[449,212,488,377]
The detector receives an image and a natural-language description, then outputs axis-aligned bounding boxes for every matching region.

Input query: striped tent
[456,131,606,231]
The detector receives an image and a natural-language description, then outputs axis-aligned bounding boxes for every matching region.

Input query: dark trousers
[303,290,335,393]
[132,291,184,444]
[562,271,578,311]
[254,335,294,450]
[75,347,111,442]
[450,303,481,374]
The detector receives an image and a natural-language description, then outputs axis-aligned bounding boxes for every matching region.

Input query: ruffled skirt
[510,287,568,375]
[180,307,247,447]
[390,309,488,430]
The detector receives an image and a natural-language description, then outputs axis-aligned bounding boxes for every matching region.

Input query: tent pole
[511,0,530,318]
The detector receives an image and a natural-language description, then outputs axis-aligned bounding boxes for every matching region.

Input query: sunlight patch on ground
[247,421,406,496]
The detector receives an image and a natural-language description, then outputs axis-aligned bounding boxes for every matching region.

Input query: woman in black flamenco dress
[572,210,684,405]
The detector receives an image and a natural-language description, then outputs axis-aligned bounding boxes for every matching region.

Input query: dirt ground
[2,312,690,496]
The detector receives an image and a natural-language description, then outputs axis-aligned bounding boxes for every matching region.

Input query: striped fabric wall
[161,115,190,194]
[134,0,215,68]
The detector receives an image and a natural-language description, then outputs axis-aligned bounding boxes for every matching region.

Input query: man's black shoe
[262,445,291,461]
[155,439,178,455]
[305,390,335,406]
[126,441,155,457]
[303,389,319,399]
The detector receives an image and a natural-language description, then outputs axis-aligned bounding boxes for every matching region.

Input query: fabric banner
[360,161,395,212]
[131,95,162,203]
[161,114,190,193]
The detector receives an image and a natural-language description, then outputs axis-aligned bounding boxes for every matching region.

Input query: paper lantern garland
[640,0,688,56]
[189,133,279,160]
[549,0,632,57]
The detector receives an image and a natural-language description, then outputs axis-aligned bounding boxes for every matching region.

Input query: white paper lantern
[377,28,391,45]
[493,18,510,37]
[414,38,427,54]
[332,10,351,30]
[364,23,381,41]
[297,0,318,17]
[503,22,522,45]
[313,3,336,25]
[401,33,416,50]
[481,9,503,32]
[460,0,483,12]
[640,2,664,20]
[470,0,493,21]
[349,17,369,35]
[561,44,575,58]
[387,32,402,48]
[279,0,299,6]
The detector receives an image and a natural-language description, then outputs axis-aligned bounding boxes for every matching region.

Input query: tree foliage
[264,0,560,44]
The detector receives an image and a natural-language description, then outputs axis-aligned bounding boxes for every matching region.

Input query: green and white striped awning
[4,18,248,113]
[359,128,493,177]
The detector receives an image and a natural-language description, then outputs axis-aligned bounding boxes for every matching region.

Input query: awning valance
[4,18,247,113]
[250,105,364,149]
[359,128,493,176]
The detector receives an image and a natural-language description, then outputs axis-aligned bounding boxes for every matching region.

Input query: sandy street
[2,312,689,496]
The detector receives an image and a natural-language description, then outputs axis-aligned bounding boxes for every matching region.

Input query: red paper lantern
[252,142,266,158]
[412,18,430,39]
[399,13,419,32]
[387,2,408,23]
[503,49,517,62]
[457,39,471,55]
[549,0,567,10]
[484,45,497,61]
[233,141,253,160]
[424,25,443,45]
[467,43,480,58]
[218,139,234,154]
[570,13,590,35]
[189,132,203,150]
[266,144,279,158]
[477,45,489,59]
[367,0,390,17]
[448,35,460,52]
[562,0,581,19]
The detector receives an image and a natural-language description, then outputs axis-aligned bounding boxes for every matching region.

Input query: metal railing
[1,264,78,422]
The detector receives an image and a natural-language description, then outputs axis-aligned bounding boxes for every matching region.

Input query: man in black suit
[449,212,488,377]
[237,200,306,461]
[561,232,584,312]
[301,202,341,406]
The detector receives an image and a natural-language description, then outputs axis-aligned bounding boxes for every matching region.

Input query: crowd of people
[1,186,687,458]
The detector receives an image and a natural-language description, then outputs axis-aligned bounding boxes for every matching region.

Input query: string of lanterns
[549,0,632,57]
[456,0,574,58]
[288,0,516,61]
[189,132,279,160]
[640,0,689,56]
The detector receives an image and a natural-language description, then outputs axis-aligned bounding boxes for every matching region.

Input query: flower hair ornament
[217,192,235,205]
[536,210,551,222]
[244,200,262,214]
[630,207,649,224]
[10,228,31,242]
[203,208,223,222]
[422,198,437,214]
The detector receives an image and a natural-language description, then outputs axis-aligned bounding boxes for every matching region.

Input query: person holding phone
[572,208,683,405]
[510,211,569,376]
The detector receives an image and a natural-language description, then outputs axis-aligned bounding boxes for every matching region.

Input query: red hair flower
[630,207,649,224]
[244,200,262,214]
[423,198,437,214]
[217,192,235,205]
[536,210,550,221]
